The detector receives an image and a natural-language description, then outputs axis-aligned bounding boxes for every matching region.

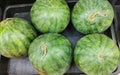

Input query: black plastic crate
[0,0,119,75]
[109,0,117,5]
[0,0,117,11]
[115,0,120,5]
[114,5,120,48]
[0,7,2,21]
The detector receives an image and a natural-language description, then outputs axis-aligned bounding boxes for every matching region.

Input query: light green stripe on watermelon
[72,0,114,34]
[30,0,70,33]
[0,32,19,57]
[28,33,72,75]
[12,18,37,41]
[74,34,120,75]
[8,25,29,55]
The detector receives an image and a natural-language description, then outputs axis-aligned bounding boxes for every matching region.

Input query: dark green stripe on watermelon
[72,0,114,34]
[28,33,72,75]
[0,18,37,58]
[74,34,120,75]
[30,0,70,33]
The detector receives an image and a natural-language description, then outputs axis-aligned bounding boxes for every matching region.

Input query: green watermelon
[72,0,114,34]
[30,0,70,33]
[28,33,72,75]
[0,18,37,58]
[74,34,120,75]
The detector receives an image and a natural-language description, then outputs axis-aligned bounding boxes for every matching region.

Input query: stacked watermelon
[29,33,72,75]
[72,0,120,75]
[0,18,37,58]
[72,0,114,34]
[0,0,119,75]
[29,0,72,75]
[0,0,72,75]
[74,34,120,75]
[30,0,70,33]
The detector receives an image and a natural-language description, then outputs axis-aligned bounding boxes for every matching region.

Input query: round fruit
[28,33,72,75]
[30,0,70,33]
[74,34,120,75]
[0,18,37,58]
[72,0,114,34]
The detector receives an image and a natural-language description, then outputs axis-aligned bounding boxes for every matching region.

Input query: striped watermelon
[28,33,72,75]
[30,0,70,33]
[0,18,37,58]
[74,34,120,75]
[72,0,114,34]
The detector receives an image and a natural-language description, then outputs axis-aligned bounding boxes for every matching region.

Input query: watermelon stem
[98,53,103,59]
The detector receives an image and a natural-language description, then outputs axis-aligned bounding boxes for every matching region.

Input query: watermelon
[72,0,114,34]
[0,18,37,58]
[74,34,120,75]
[30,0,70,33]
[28,33,72,75]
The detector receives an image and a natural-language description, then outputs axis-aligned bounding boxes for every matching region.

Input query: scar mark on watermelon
[88,10,109,21]
[41,44,47,58]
